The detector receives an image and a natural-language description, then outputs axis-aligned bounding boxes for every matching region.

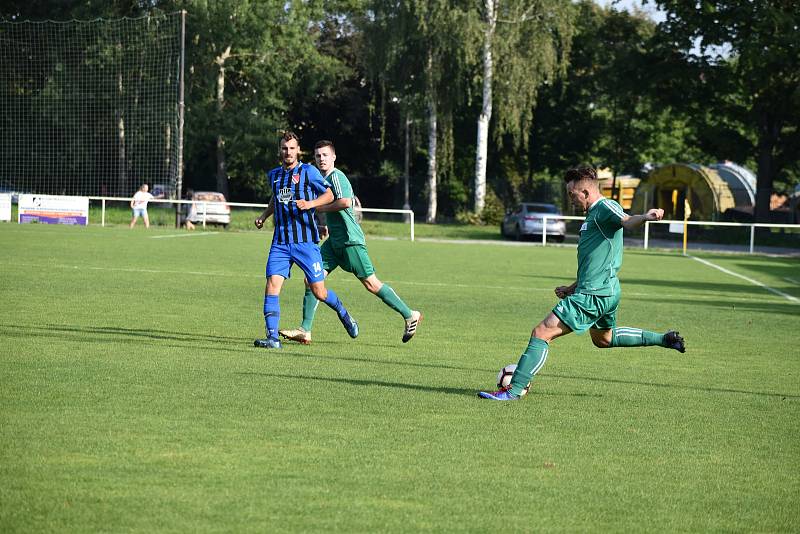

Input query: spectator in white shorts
[130,184,154,228]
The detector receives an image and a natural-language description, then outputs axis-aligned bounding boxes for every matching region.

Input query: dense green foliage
[2,1,798,221]
[1,224,799,531]
[651,0,800,221]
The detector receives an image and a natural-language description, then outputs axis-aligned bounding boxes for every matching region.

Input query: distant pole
[682,198,692,256]
[403,113,411,223]
[611,171,618,202]
[175,10,186,228]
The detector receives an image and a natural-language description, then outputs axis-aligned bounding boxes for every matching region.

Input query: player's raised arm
[315,197,351,213]
[296,188,334,211]
[621,208,665,231]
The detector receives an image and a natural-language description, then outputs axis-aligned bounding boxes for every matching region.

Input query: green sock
[300,287,319,332]
[376,284,413,319]
[610,327,664,347]
[509,337,549,396]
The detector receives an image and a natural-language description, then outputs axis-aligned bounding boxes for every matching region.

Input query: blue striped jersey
[268,162,330,244]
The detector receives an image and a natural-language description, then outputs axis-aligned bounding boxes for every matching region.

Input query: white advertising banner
[18,194,89,225]
[668,222,684,234]
[0,193,11,222]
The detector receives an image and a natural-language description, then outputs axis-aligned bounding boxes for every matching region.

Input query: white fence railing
[87,196,416,240]
[357,207,415,241]
[539,215,584,246]
[538,215,799,254]
[642,219,800,254]
[22,195,797,252]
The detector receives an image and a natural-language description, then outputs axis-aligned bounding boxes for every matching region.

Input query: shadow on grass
[0,322,500,375]
[0,323,243,343]
[236,371,603,399]
[525,274,782,295]
[622,277,800,299]
[515,276,800,306]
[243,359,800,400]
[7,322,795,399]
[730,259,800,284]
[678,298,800,316]
[543,372,800,400]
[264,347,494,374]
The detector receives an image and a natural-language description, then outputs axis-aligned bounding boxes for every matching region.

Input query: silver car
[501,202,566,242]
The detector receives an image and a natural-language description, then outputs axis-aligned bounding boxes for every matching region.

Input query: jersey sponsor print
[268,162,329,244]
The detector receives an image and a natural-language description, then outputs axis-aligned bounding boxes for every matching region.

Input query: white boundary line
[689,255,800,304]
[150,232,219,239]
[1,260,796,306]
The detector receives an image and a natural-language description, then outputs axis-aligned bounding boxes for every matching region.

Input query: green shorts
[552,291,620,334]
[320,240,375,279]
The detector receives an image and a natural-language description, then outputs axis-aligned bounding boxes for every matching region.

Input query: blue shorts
[132,208,147,217]
[266,242,325,283]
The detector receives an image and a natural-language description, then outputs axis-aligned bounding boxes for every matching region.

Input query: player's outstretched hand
[254,217,264,229]
[645,208,665,221]
[295,199,311,210]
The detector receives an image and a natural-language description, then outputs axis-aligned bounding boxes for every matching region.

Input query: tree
[652,0,800,221]
[528,2,708,187]
[472,0,574,214]
[179,0,348,199]
[364,0,477,223]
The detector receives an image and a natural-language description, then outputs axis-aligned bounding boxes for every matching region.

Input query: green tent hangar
[631,162,756,221]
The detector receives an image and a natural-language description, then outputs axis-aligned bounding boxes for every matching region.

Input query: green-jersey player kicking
[479,165,686,401]
[279,140,422,344]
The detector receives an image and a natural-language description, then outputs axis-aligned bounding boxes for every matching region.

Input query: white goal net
[0,13,184,198]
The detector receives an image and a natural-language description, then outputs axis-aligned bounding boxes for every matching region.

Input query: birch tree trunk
[215,46,231,197]
[117,72,127,196]
[425,49,438,224]
[474,0,497,214]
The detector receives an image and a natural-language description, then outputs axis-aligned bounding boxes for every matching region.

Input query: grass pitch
[1,223,798,532]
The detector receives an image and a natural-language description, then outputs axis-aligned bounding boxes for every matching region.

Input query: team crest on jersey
[277,187,294,204]
[291,172,300,184]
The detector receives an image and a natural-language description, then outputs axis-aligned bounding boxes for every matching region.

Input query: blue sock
[323,289,347,319]
[263,295,280,340]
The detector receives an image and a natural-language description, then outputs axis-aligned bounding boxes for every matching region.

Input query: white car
[501,202,566,242]
[186,191,231,227]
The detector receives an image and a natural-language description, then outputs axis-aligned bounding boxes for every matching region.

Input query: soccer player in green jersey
[479,166,686,401]
[279,140,422,344]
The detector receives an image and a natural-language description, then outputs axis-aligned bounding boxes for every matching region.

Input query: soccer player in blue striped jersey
[253,132,358,349]
[278,140,421,345]
[479,166,686,401]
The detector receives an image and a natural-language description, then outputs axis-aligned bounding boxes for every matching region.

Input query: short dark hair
[280,131,300,145]
[314,140,335,153]
[563,166,597,184]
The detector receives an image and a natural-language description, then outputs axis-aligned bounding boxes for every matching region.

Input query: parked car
[186,191,231,227]
[501,202,566,242]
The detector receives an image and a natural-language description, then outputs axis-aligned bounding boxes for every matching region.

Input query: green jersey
[324,169,365,247]
[575,197,627,296]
